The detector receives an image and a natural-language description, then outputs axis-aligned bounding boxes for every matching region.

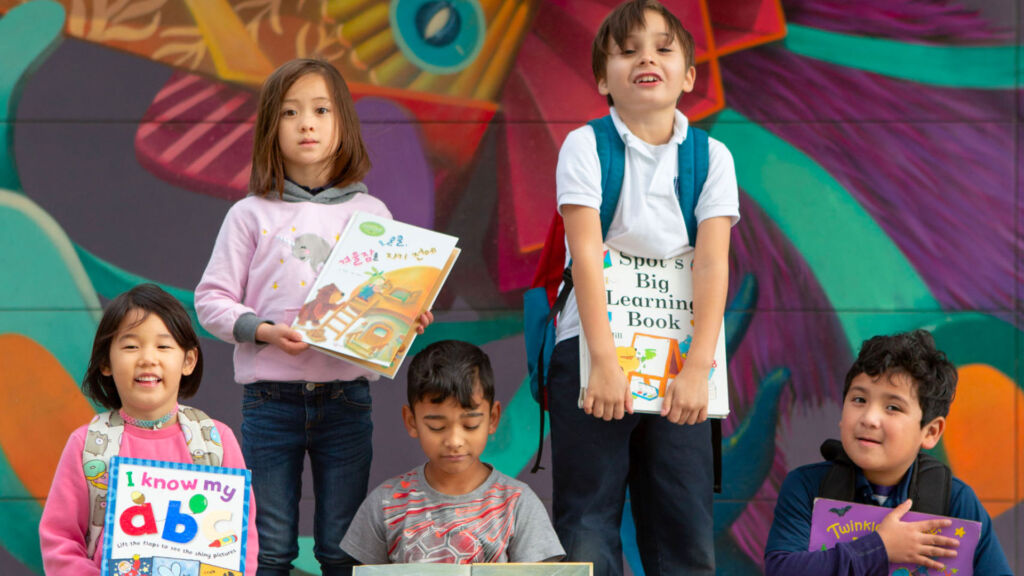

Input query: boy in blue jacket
[765,330,1011,575]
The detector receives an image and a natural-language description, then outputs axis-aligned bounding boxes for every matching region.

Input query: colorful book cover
[101,456,252,576]
[579,247,729,417]
[291,212,460,378]
[809,497,981,576]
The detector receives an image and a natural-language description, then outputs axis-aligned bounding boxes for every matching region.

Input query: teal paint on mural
[482,375,548,475]
[0,449,44,573]
[784,24,1018,89]
[73,244,213,339]
[0,191,100,383]
[709,110,943,351]
[0,1,65,191]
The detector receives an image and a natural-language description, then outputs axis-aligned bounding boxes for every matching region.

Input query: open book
[291,212,459,378]
[810,497,981,575]
[579,247,729,417]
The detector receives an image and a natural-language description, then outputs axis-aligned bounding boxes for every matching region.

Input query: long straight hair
[249,59,371,197]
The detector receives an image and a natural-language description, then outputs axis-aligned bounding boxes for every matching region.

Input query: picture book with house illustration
[291,212,459,378]
[101,457,251,576]
[579,247,729,417]
[809,498,981,576]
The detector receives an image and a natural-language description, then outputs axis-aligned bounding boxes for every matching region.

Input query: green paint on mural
[784,24,1018,89]
[0,191,99,382]
[0,447,44,573]
[709,110,942,351]
[0,1,65,191]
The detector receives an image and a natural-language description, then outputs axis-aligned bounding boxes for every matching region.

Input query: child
[549,1,739,574]
[341,340,565,564]
[38,283,257,575]
[194,59,431,576]
[764,330,1012,575]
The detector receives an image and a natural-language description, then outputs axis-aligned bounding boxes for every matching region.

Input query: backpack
[524,115,718,489]
[818,439,952,515]
[81,405,224,556]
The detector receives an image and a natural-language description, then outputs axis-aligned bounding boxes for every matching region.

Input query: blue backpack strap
[587,116,625,238]
[678,126,709,248]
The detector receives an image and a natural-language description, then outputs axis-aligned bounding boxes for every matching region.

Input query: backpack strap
[588,115,626,238]
[83,405,225,555]
[818,439,951,516]
[679,126,708,248]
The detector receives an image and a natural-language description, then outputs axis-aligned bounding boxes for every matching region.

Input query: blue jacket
[764,460,1012,576]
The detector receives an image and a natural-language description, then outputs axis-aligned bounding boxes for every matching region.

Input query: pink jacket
[39,421,258,575]
[195,188,391,384]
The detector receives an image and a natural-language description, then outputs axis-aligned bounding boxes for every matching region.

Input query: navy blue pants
[242,380,373,576]
[549,338,714,576]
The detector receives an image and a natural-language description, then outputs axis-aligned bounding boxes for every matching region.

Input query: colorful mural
[0,0,1020,574]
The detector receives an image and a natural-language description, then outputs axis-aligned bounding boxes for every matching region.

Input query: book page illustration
[292,213,459,375]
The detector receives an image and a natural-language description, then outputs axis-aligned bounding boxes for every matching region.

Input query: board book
[579,247,729,417]
[291,212,459,377]
[101,456,251,576]
[809,497,981,576]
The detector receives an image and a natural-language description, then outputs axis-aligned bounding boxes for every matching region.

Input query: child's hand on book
[662,365,710,425]
[877,499,959,571]
[257,323,310,355]
[583,357,633,420]
[414,310,434,335]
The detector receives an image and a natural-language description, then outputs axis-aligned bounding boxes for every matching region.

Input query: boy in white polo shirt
[548,1,739,574]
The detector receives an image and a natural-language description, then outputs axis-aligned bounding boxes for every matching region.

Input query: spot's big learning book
[810,497,981,576]
[578,247,729,417]
[291,212,459,378]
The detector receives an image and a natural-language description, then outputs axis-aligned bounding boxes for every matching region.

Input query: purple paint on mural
[722,47,1017,311]
[355,98,435,229]
[782,0,1012,43]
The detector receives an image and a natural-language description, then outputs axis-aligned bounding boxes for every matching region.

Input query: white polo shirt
[554,107,740,342]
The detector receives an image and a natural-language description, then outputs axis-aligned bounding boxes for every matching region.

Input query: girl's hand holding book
[414,310,434,335]
[257,323,310,355]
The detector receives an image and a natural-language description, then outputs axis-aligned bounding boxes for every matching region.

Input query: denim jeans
[548,338,714,576]
[242,380,373,576]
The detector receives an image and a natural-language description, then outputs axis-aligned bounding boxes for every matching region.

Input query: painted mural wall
[0,0,1019,574]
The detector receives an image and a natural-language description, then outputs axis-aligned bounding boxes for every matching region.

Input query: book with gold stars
[809,497,981,575]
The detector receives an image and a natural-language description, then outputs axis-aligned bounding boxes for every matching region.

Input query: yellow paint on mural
[183,0,272,85]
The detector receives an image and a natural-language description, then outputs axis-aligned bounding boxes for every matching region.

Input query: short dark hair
[249,58,371,197]
[407,340,494,410]
[843,330,957,426]
[592,0,695,106]
[82,284,204,410]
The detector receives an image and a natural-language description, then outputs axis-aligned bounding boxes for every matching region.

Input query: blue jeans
[549,338,714,576]
[242,380,373,576]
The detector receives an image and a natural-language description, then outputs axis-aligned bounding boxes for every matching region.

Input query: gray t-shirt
[341,464,565,564]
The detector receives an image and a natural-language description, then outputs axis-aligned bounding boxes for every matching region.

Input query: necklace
[120,404,179,430]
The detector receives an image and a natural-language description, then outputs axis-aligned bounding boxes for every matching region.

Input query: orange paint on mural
[943,364,1021,518]
[0,334,95,499]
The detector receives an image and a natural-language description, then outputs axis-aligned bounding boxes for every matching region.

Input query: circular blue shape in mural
[416,1,462,47]
[391,0,484,75]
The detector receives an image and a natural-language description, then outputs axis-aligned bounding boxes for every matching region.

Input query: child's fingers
[885,499,913,522]
[660,382,675,417]
[910,518,953,534]
[913,555,948,572]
